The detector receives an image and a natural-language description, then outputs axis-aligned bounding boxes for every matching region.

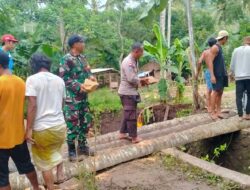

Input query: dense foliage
[0,0,249,79]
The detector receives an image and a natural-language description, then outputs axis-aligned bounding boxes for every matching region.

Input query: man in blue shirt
[0,34,18,72]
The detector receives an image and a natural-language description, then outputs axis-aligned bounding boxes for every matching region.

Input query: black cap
[0,51,9,69]
[68,34,85,48]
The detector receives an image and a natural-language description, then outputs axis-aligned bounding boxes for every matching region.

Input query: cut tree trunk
[88,113,216,145]
[90,112,236,152]
[10,116,250,189]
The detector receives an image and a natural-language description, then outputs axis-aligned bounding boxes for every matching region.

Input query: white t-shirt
[26,72,66,131]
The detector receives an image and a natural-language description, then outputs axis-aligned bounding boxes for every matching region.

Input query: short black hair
[30,53,51,74]
[132,42,143,51]
[0,51,9,69]
[207,37,217,47]
[218,36,228,41]
[68,34,85,48]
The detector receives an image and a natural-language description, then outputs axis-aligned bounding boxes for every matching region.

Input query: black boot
[68,143,77,162]
[78,145,95,156]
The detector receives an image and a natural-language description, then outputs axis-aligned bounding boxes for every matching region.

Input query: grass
[162,154,242,190]
[89,87,122,113]
[176,108,193,118]
[88,84,194,114]
[224,83,236,92]
[78,167,98,190]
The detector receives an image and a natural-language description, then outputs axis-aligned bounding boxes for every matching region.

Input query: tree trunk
[88,112,235,147]
[10,116,250,189]
[91,0,98,13]
[167,0,172,48]
[160,8,166,37]
[118,10,124,66]
[58,15,67,53]
[184,0,200,110]
[88,113,215,145]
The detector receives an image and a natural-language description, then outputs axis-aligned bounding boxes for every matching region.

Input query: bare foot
[244,114,250,120]
[132,137,142,144]
[119,133,132,140]
[210,113,218,120]
[239,117,244,122]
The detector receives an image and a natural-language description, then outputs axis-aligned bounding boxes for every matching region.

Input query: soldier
[118,42,148,144]
[59,35,95,161]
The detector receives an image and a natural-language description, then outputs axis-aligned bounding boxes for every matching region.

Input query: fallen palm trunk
[88,112,235,146]
[89,112,236,151]
[9,112,228,174]
[10,116,249,189]
[93,117,213,152]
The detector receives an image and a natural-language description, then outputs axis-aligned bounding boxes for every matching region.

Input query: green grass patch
[162,155,242,190]
[224,83,235,92]
[89,87,122,113]
[176,108,193,118]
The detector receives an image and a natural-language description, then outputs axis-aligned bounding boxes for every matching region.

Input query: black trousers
[236,79,250,117]
[120,95,138,138]
[0,141,35,187]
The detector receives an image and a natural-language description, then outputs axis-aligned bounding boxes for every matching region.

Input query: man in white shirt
[25,53,67,189]
[230,36,250,120]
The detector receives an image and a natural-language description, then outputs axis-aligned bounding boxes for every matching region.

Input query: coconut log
[9,113,221,174]
[10,116,250,189]
[88,112,235,146]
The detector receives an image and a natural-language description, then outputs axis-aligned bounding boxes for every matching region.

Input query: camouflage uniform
[59,53,92,148]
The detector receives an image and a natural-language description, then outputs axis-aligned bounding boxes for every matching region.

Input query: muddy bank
[185,129,250,175]
[99,104,192,134]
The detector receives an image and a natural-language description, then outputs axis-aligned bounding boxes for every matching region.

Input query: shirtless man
[196,37,217,112]
[208,30,229,120]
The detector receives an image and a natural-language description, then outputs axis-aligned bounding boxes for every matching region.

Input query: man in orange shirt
[0,52,40,190]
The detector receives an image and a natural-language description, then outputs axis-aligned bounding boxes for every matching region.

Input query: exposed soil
[96,156,217,190]
[99,104,192,135]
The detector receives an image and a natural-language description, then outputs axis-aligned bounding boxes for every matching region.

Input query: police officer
[59,35,95,161]
[118,42,148,144]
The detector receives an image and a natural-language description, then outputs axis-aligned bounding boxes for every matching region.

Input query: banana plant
[169,38,188,102]
[144,24,168,102]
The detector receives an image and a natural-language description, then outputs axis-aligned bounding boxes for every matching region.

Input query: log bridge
[9,112,250,189]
